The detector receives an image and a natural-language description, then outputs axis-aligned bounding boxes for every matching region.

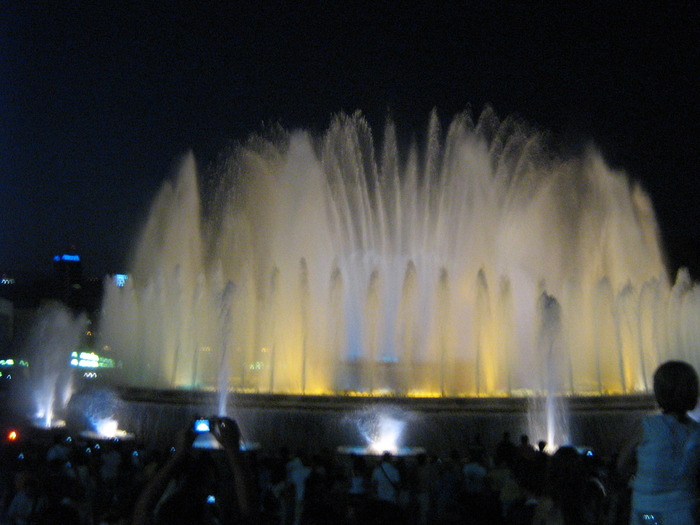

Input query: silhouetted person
[132,417,255,525]
[496,432,516,466]
[6,472,47,525]
[517,434,536,463]
[537,440,547,454]
[532,446,605,525]
[346,453,369,523]
[412,453,432,525]
[286,450,310,525]
[435,450,464,523]
[370,451,402,524]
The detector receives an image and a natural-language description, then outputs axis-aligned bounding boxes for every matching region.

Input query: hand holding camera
[171,420,198,455]
[211,416,241,451]
[192,417,241,450]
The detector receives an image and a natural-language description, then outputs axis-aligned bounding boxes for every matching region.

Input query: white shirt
[372,461,400,503]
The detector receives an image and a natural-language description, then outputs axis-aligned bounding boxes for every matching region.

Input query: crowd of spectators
[0,419,634,525]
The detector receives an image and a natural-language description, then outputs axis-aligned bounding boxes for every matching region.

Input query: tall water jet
[25,302,88,428]
[528,292,569,446]
[99,108,699,415]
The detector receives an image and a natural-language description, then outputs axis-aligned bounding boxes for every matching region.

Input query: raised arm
[212,417,256,521]
[132,424,195,525]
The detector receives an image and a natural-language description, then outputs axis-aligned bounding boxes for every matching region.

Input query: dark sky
[1,1,698,279]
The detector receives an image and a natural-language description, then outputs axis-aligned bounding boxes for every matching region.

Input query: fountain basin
[337,445,426,457]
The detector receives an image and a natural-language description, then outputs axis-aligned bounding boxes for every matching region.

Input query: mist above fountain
[99,108,699,398]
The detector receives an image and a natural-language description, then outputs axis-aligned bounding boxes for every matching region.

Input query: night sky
[1,2,698,280]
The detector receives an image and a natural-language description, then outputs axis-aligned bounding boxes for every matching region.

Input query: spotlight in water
[349,408,412,455]
[338,407,425,457]
[80,417,134,441]
[366,415,405,455]
[96,418,119,438]
[32,411,66,430]
[6,430,18,442]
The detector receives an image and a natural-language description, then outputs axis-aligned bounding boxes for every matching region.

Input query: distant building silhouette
[53,249,83,308]
[0,298,12,354]
[0,248,105,356]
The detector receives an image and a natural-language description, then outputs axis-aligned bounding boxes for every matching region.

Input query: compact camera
[192,417,222,449]
[194,419,211,433]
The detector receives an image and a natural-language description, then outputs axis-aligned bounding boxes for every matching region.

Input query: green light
[98,357,115,368]
[69,350,115,369]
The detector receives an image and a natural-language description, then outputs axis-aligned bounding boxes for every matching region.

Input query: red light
[7,430,18,441]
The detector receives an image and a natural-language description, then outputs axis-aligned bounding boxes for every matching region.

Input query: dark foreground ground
[0,385,654,524]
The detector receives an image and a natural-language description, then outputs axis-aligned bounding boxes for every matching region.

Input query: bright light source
[365,415,405,455]
[194,420,210,432]
[96,419,119,438]
[7,430,18,441]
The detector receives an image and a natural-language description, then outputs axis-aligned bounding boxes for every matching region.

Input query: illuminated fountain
[338,406,424,456]
[71,387,135,440]
[25,303,88,428]
[98,108,700,446]
[79,418,134,441]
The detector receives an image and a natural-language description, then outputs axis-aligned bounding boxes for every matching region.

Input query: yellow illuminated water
[99,109,700,398]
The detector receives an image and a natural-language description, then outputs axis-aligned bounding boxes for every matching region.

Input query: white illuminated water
[99,108,700,403]
[25,303,88,428]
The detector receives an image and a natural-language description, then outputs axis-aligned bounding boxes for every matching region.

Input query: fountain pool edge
[118,388,656,412]
[101,388,656,458]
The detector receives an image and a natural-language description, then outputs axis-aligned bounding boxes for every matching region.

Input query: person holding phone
[132,417,255,525]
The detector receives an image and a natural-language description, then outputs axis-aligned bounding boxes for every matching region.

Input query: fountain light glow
[99,108,700,398]
[365,415,405,455]
[338,407,424,456]
[79,418,133,441]
[96,418,119,438]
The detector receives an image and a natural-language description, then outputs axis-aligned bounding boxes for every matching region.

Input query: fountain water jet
[24,302,88,428]
[98,109,700,444]
[337,406,423,456]
[70,387,134,440]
